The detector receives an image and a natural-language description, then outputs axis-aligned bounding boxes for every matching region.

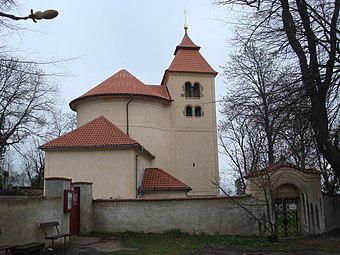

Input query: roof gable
[140,168,191,191]
[40,116,139,149]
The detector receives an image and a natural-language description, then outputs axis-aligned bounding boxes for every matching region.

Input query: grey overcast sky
[8,1,234,108]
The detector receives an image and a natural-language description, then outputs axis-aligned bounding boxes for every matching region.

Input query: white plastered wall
[44,148,152,199]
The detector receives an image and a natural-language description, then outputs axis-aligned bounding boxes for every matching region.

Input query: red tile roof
[174,32,200,54]
[245,162,322,178]
[140,168,191,191]
[161,32,217,85]
[40,116,149,153]
[70,69,171,110]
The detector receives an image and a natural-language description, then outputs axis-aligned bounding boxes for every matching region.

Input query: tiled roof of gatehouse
[140,168,191,191]
[245,162,322,178]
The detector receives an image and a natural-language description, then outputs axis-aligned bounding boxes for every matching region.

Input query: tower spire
[184,10,188,33]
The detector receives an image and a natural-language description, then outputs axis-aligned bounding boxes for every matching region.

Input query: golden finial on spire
[184,9,189,32]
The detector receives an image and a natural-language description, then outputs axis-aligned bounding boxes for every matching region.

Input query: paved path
[46,236,135,254]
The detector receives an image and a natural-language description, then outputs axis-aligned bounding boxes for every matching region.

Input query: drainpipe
[135,153,140,198]
[135,146,145,198]
[126,97,133,136]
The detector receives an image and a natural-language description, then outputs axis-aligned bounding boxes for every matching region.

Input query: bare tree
[213,173,279,240]
[219,45,308,192]
[18,110,76,187]
[221,45,294,164]
[219,116,263,194]
[0,57,59,163]
[21,138,44,187]
[214,0,340,178]
[0,1,69,189]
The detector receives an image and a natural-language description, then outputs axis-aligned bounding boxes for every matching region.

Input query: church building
[40,25,220,199]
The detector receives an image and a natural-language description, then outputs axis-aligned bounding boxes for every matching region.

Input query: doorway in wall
[70,187,80,235]
[275,198,299,238]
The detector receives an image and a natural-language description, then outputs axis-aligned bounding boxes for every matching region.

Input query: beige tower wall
[44,149,151,199]
[165,72,219,196]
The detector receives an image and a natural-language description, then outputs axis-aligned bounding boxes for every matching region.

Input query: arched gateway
[245,163,325,237]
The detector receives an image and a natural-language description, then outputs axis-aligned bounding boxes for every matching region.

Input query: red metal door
[70,187,80,235]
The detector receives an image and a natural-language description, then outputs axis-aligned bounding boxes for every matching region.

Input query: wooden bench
[40,222,70,254]
[0,244,16,255]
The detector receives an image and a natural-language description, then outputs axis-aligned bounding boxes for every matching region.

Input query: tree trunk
[280,0,340,177]
[310,94,340,178]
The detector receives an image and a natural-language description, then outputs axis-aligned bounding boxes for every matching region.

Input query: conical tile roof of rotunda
[70,69,171,110]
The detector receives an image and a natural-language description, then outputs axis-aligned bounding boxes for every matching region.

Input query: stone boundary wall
[323,194,340,232]
[0,196,62,245]
[93,196,263,235]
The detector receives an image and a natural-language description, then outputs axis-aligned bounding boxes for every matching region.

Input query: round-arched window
[185,105,193,117]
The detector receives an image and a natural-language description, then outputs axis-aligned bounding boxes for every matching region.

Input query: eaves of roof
[70,93,172,111]
[39,116,155,159]
[69,69,172,111]
[245,162,322,178]
[40,144,155,159]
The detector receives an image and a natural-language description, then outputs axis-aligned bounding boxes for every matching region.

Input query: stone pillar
[72,182,94,234]
[44,177,72,234]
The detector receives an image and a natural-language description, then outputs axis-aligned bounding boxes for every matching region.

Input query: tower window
[184,105,203,118]
[185,82,192,97]
[185,106,193,117]
[195,106,202,117]
[193,83,200,97]
[184,82,201,98]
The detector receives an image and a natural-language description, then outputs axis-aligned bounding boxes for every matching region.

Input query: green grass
[88,230,340,255]
[109,230,275,255]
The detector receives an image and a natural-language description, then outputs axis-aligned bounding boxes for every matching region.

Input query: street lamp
[0,9,58,23]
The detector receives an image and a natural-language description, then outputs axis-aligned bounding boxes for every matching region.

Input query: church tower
[161,25,219,196]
